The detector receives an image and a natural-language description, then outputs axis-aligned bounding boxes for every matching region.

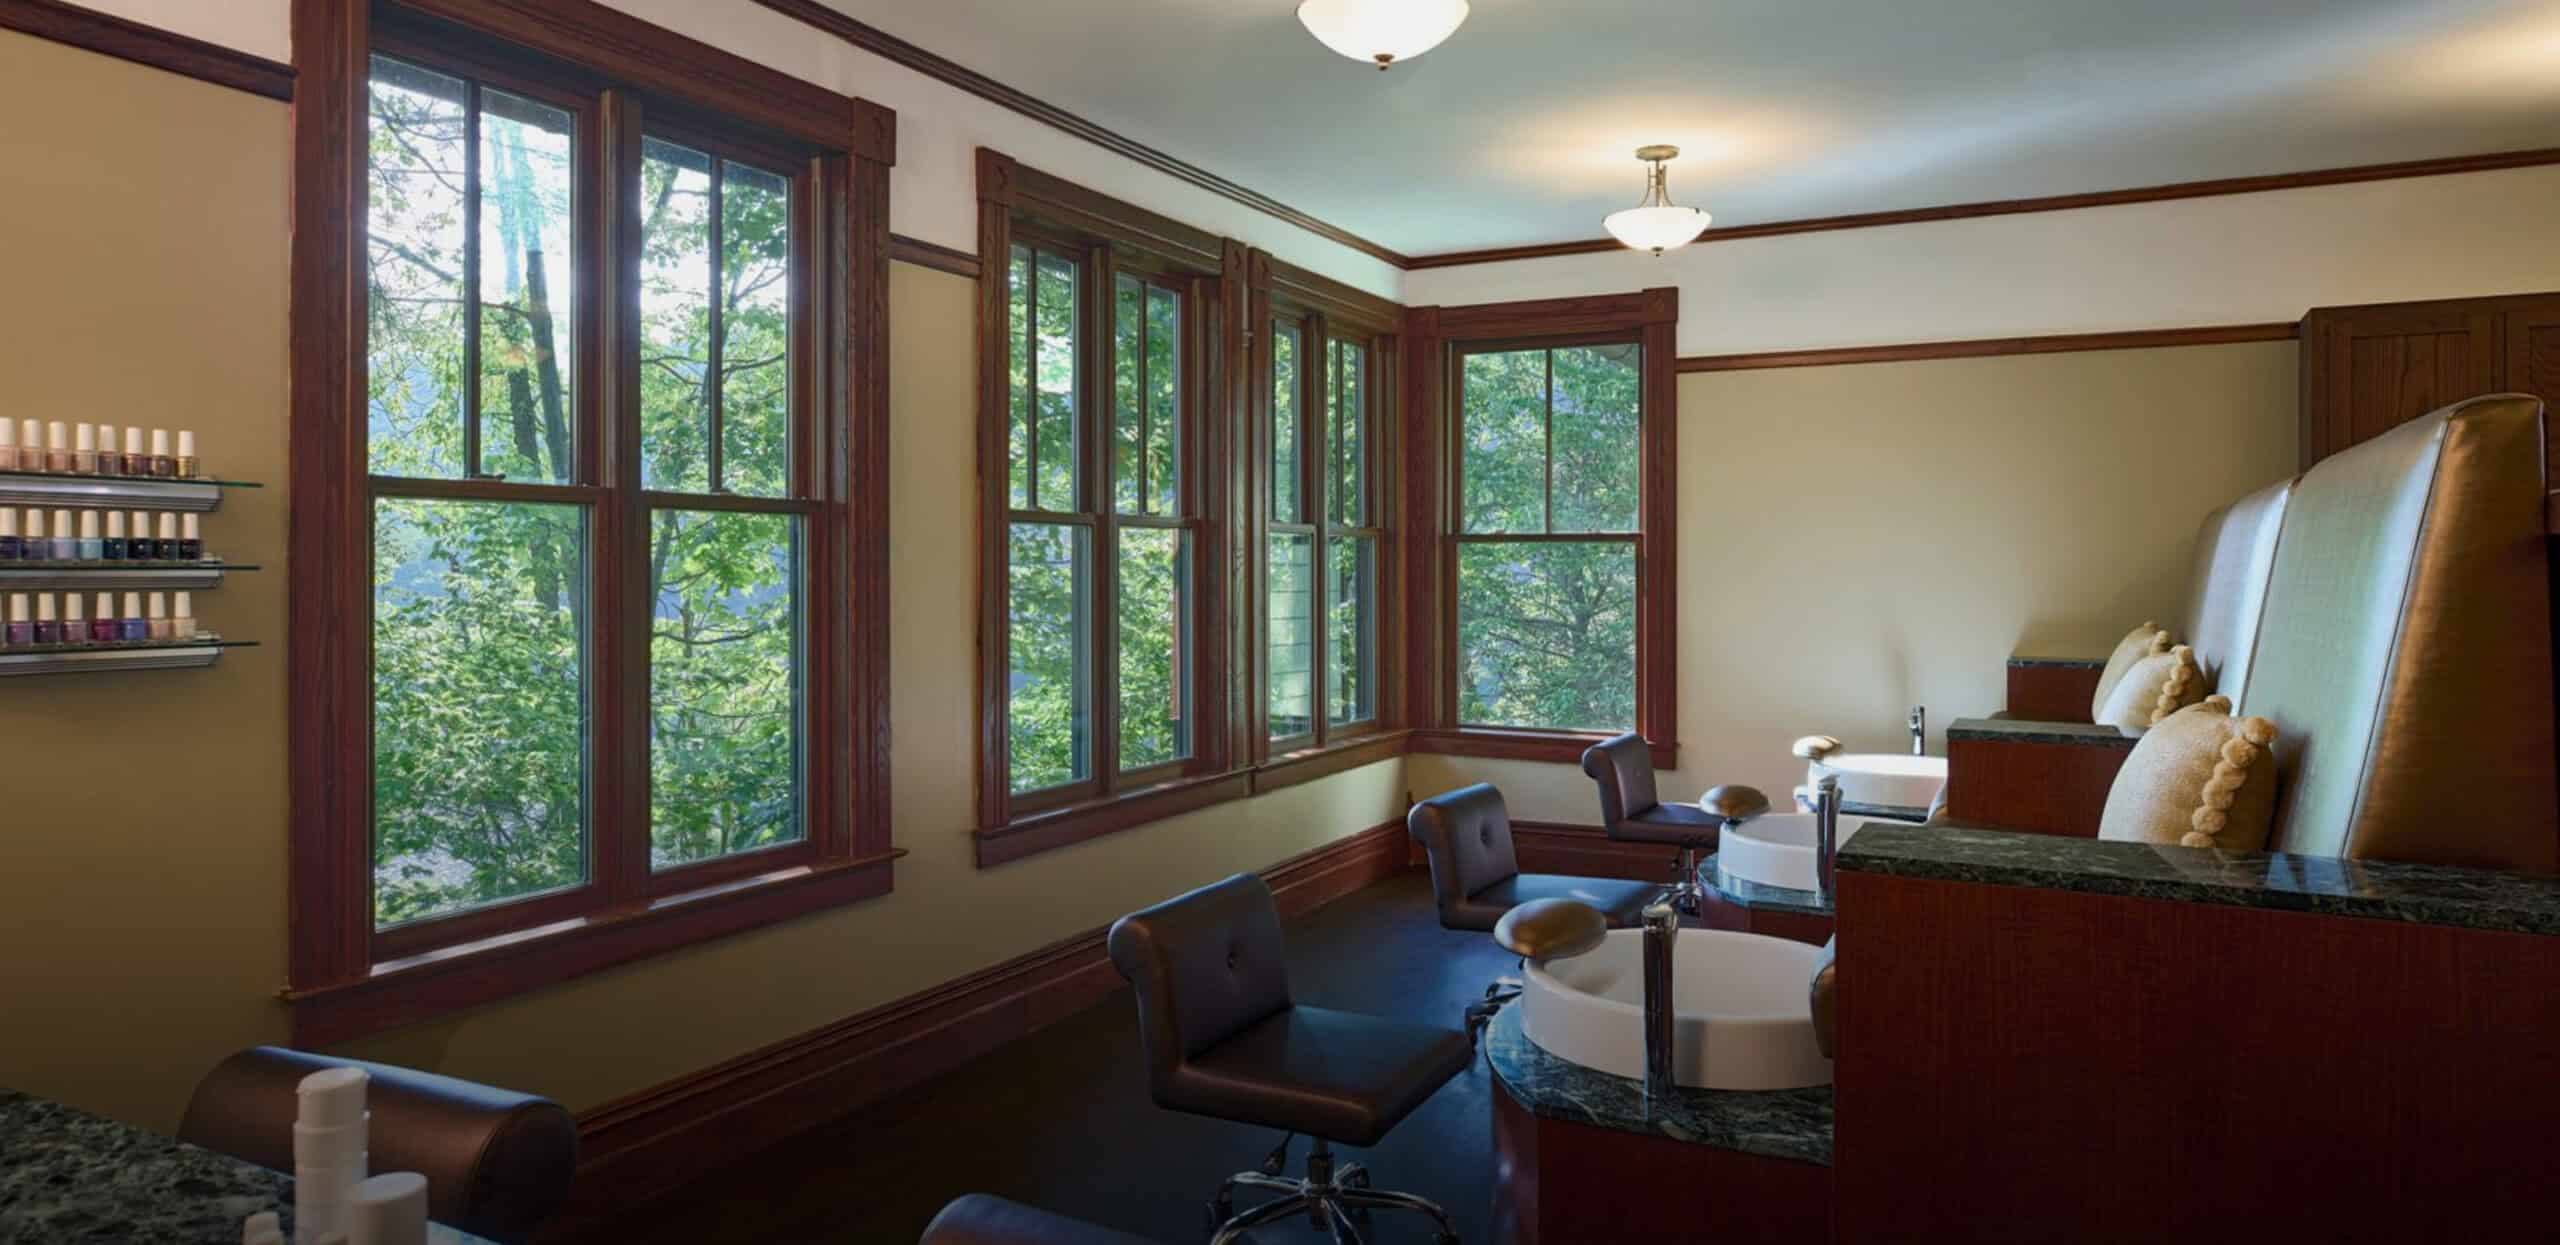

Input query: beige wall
[0,31,294,1130]
[1413,342,2301,820]
[0,34,1404,1131]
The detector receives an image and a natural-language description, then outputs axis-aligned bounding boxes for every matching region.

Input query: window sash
[1263,308,1386,752]
[359,39,838,957]
[999,232,1211,812]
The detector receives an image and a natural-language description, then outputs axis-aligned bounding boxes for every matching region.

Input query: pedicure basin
[1521,929,1832,1090]
[1717,812,1864,893]
[1804,752,1945,813]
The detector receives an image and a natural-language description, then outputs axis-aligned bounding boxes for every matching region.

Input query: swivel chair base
[1210,1135,1457,1245]
[1464,974,1522,1048]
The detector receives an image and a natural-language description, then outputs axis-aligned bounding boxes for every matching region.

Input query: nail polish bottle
[102,510,125,562]
[90,592,115,644]
[0,418,17,472]
[6,594,31,647]
[130,511,152,560]
[94,424,119,476]
[23,510,43,562]
[123,427,145,477]
[46,421,72,473]
[150,429,175,478]
[172,591,196,640]
[146,591,170,641]
[73,423,97,475]
[50,509,76,561]
[179,513,203,561]
[62,592,86,645]
[76,510,102,561]
[156,512,179,560]
[120,592,145,643]
[0,509,16,561]
[176,430,199,479]
[33,593,60,646]
[19,421,40,472]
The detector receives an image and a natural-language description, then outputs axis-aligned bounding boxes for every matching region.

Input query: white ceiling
[825,0,2560,256]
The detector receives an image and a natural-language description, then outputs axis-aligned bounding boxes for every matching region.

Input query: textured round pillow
[2090,621,2172,721]
[2097,695,2281,850]
[2093,644,2205,734]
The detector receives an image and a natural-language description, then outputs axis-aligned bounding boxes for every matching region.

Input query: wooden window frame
[285,0,897,1046]
[974,150,1243,866]
[1247,253,1404,775]
[1402,290,1680,768]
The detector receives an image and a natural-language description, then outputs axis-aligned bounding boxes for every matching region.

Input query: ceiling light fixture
[1297,0,1470,70]
[1604,145,1711,256]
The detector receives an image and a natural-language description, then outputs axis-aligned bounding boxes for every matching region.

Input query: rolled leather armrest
[1944,717,2139,838]
[2003,656,2106,723]
[921,1194,1162,1244]
[177,1047,576,1245]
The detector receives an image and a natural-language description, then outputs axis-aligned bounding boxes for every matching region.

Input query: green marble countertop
[1482,1007,1833,1166]
[0,1088,493,1244]
[1838,823,2560,936]
[1947,716,2140,748]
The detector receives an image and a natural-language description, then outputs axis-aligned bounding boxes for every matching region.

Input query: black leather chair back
[1581,732,1661,832]
[178,1047,576,1245]
[1406,784,1521,923]
[1108,874,1294,1089]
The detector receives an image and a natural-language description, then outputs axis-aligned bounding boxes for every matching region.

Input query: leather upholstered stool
[1408,784,1655,1043]
[1582,732,1732,914]
[1107,874,1469,1244]
[178,1047,576,1245]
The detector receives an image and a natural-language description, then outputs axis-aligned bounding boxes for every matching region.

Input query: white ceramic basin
[1521,929,1832,1090]
[1718,812,1863,893]
[1807,753,1945,812]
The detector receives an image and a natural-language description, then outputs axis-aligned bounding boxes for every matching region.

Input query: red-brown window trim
[973,156,1424,867]
[285,0,896,1044]
[1401,289,1681,764]
[1245,251,1404,763]
[972,150,1247,863]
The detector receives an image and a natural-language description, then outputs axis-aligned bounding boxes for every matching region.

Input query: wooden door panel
[2504,296,2560,482]
[2306,303,2499,467]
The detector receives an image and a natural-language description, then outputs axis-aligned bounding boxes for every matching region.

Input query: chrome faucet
[1908,705,1927,755]
[1641,897,1679,1106]
[1813,773,1842,907]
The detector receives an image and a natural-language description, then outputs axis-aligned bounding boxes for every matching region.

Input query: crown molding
[1410,147,2560,270]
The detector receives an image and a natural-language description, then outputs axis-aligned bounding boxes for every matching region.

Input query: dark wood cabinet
[2301,291,2560,476]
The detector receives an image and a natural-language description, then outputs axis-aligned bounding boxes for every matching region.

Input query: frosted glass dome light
[1604,145,1712,256]
[1297,0,1471,70]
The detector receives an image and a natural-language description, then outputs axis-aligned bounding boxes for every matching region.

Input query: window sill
[976,771,1253,868]
[283,850,903,1047]
[1251,730,1410,794]
[1408,727,1677,770]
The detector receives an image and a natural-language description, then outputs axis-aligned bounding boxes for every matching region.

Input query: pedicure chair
[1946,470,2293,836]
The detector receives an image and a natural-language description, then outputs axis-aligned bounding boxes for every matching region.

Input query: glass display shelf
[0,470,261,513]
[0,637,255,678]
[0,562,256,591]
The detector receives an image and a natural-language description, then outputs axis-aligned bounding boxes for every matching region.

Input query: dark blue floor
[604,872,1514,1244]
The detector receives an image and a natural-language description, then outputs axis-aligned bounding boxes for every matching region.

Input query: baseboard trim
[553,819,1411,1233]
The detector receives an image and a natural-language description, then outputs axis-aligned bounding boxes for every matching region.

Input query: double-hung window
[290,0,894,1040]
[977,152,1232,861]
[1258,268,1397,757]
[1411,291,1679,762]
